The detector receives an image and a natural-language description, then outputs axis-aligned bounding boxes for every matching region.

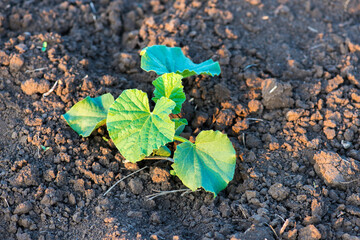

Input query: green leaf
[172,118,188,135]
[140,45,221,78]
[62,93,114,137]
[152,73,186,114]
[107,89,176,163]
[153,145,171,157]
[172,130,236,196]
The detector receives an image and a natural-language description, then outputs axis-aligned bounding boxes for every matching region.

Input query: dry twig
[146,189,191,200]
[103,166,148,196]
[43,80,59,97]
[25,67,48,73]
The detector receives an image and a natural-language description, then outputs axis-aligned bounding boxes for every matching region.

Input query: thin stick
[339,179,360,184]
[146,189,190,200]
[275,213,285,222]
[242,133,246,148]
[280,218,290,235]
[246,118,265,122]
[264,223,279,240]
[25,67,48,73]
[144,157,174,162]
[1,197,9,208]
[43,80,59,97]
[243,64,258,71]
[103,166,148,196]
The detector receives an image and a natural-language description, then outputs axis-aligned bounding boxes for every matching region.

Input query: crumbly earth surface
[1,0,360,239]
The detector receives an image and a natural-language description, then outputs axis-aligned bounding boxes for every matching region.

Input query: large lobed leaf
[172,130,236,196]
[152,73,186,114]
[140,45,221,78]
[62,93,114,137]
[107,89,176,163]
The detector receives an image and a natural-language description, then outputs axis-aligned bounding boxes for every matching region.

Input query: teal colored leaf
[140,45,221,78]
[172,130,236,196]
[62,93,114,137]
[172,118,188,135]
[153,145,171,157]
[152,73,186,114]
[107,89,176,163]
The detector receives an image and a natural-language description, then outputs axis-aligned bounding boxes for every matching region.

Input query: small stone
[298,225,321,240]
[268,183,290,201]
[14,201,33,215]
[128,178,143,195]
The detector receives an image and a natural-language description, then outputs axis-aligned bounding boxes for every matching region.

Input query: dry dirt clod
[313,151,360,188]
[9,54,24,72]
[268,183,290,201]
[13,201,33,215]
[128,178,144,195]
[21,78,51,96]
[298,225,321,240]
[261,78,294,109]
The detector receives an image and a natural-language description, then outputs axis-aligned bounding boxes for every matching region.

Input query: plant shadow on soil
[1,0,360,239]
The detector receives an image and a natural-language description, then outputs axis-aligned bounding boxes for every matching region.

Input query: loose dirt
[1,0,360,239]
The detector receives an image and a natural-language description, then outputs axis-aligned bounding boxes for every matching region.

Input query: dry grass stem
[103,166,148,196]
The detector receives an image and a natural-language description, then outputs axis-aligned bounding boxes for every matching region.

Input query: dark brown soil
[1,0,360,239]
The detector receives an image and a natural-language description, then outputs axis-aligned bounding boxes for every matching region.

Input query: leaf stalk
[173,135,191,143]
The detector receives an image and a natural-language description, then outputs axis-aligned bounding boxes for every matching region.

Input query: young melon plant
[63,45,236,196]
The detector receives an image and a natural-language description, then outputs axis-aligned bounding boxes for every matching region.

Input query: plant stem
[173,135,191,143]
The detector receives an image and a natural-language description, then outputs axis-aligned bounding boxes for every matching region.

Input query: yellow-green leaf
[107,89,176,163]
[172,130,236,196]
[62,93,114,137]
